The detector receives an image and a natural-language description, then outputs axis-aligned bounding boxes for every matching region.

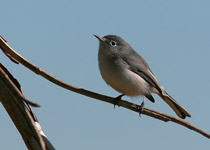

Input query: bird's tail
[159,91,191,119]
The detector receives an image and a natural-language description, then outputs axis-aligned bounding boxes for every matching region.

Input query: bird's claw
[138,100,145,117]
[114,94,124,109]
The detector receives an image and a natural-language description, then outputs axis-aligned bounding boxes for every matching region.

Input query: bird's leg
[114,94,124,108]
[138,96,145,117]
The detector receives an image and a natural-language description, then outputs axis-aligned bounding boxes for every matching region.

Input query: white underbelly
[99,64,151,96]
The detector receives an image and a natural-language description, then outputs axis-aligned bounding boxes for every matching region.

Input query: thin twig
[0,63,39,107]
[0,36,209,139]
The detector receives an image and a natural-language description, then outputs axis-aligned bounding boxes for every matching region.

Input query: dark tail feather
[146,94,155,103]
[159,91,191,119]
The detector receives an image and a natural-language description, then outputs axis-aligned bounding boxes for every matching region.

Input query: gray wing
[122,50,163,95]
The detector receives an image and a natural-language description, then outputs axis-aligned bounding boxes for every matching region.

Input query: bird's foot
[138,98,145,117]
[114,94,124,109]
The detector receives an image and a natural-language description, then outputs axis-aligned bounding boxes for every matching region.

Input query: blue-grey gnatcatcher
[94,34,191,119]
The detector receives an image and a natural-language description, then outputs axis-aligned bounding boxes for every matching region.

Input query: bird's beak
[94,34,104,42]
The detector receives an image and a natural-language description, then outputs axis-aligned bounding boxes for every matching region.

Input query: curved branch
[0,63,56,150]
[0,36,209,139]
[0,66,46,150]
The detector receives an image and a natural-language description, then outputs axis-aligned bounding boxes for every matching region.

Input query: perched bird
[95,34,191,119]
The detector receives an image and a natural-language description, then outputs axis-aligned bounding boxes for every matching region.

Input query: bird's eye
[110,41,117,47]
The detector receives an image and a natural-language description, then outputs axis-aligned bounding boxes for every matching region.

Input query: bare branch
[0,66,46,150]
[0,63,56,150]
[0,36,209,139]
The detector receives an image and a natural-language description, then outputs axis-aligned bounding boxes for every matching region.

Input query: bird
[94,34,191,119]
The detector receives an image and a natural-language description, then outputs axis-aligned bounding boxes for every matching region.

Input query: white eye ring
[110,41,117,47]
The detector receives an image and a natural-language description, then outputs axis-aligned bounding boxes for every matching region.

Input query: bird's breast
[98,52,151,96]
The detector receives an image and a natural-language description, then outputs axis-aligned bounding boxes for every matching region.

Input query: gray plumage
[95,34,191,119]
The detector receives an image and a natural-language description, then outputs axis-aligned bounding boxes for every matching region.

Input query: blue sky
[1,0,210,149]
